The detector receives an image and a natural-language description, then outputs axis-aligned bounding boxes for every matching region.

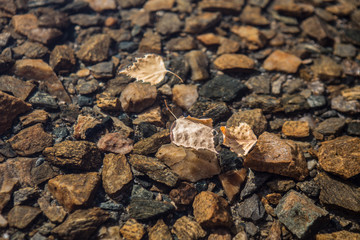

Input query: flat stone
[12,59,71,103]
[120,218,146,240]
[314,117,346,136]
[50,45,76,73]
[184,12,221,33]
[275,190,328,239]
[184,50,209,81]
[263,50,302,73]
[169,182,197,206]
[217,38,241,54]
[43,140,102,170]
[312,55,342,80]
[282,121,310,138]
[97,133,133,154]
[37,196,67,223]
[226,108,267,136]
[89,61,114,79]
[143,0,175,11]
[102,153,133,199]
[199,74,247,102]
[28,91,58,110]
[334,43,357,58]
[138,30,161,54]
[48,172,100,211]
[73,115,101,140]
[133,106,163,126]
[244,132,309,180]
[27,27,62,45]
[20,110,49,127]
[0,214,7,228]
[0,91,32,135]
[12,13,38,36]
[52,208,109,240]
[235,194,265,221]
[128,154,178,187]
[243,93,281,112]
[231,25,267,49]
[341,85,360,101]
[347,120,360,136]
[301,16,333,45]
[156,12,182,35]
[281,94,310,113]
[129,199,174,220]
[13,187,38,206]
[31,160,58,186]
[245,74,271,94]
[172,84,198,110]
[133,129,170,155]
[267,179,296,192]
[219,168,247,202]
[83,0,116,12]
[120,82,157,113]
[316,172,360,212]
[199,0,244,13]
[0,54,14,74]
[76,34,111,63]
[214,54,255,71]
[128,9,151,27]
[193,191,232,229]
[7,205,41,229]
[0,76,34,101]
[316,231,360,240]
[156,144,221,182]
[12,41,48,59]
[188,101,230,123]
[96,93,121,111]
[70,14,103,27]
[166,36,197,51]
[35,7,69,28]
[172,216,206,240]
[148,219,173,240]
[239,5,269,25]
[197,33,221,45]
[331,95,360,114]
[296,180,320,198]
[0,192,11,212]
[273,2,314,17]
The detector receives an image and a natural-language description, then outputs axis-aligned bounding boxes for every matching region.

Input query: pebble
[148,219,173,240]
[171,216,206,240]
[156,12,182,35]
[307,95,326,108]
[311,55,343,80]
[235,194,265,221]
[156,144,221,182]
[96,93,122,111]
[102,153,133,199]
[143,0,175,11]
[184,50,209,81]
[347,120,360,135]
[281,94,310,113]
[7,205,41,229]
[97,132,133,154]
[240,5,269,26]
[20,110,49,127]
[119,218,146,240]
[231,25,267,49]
[199,0,244,12]
[120,82,157,113]
[314,117,346,136]
[169,182,197,206]
[90,61,114,79]
[263,50,302,73]
[138,30,161,54]
[12,41,48,59]
[316,230,360,240]
[214,54,255,71]
[133,106,163,126]
[166,36,197,51]
[184,12,221,33]
[245,75,271,94]
[83,0,117,12]
[267,179,296,192]
[29,91,59,110]
[76,34,111,63]
[219,169,247,202]
[226,108,267,136]
[242,94,282,113]
[188,101,230,123]
[331,95,360,114]
[37,196,67,223]
[282,121,310,138]
[128,198,174,220]
[217,38,241,54]
[296,180,320,198]
[49,45,76,73]
[0,76,34,102]
[48,172,100,211]
[301,16,333,44]
[69,14,103,27]
[13,187,38,205]
[0,214,7,228]
[133,129,170,155]
[73,115,101,140]
[172,84,198,110]
[334,43,357,58]
[275,190,328,239]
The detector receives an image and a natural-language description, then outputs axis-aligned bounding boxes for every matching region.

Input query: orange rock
[231,25,267,49]
[172,84,198,110]
[12,14,38,36]
[172,216,206,240]
[120,218,145,240]
[263,50,302,73]
[133,106,163,126]
[143,0,175,11]
[197,33,221,45]
[282,121,310,138]
[148,219,172,240]
[214,54,255,71]
[120,82,157,113]
[104,16,117,27]
[20,110,49,127]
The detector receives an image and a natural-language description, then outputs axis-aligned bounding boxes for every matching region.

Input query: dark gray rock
[281,94,310,113]
[296,180,320,198]
[70,14,103,27]
[315,117,346,135]
[90,61,114,79]
[188,101,230,123]
[131,184,154,200]
[242,94,281,113]
[240,170,271,200]
[236,194,265,221]
[29,92,58,110]
[347,120,360,136]
[334,43,357,58]
[219,148,242,172]
[13,187,39,205]
[77,96,93,107]
[307,95,326,108]
[156,13,183,35]
[129,199,174,220]
[245,75,271,94]
[77,79,99,95]
[119,41,138,52]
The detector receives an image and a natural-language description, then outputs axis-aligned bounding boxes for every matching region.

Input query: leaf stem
[166,70,184,83]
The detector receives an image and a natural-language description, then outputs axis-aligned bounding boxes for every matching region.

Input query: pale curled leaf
[170,116,217,153]
[119,54,167,85]
[220,123,257,157]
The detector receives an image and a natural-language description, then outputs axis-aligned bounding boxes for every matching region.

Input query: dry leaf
[220,123,257,157]
[170,116,217,153]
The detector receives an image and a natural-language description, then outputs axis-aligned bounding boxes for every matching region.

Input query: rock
[296,180,320,198]
[217,38,241,54]
[214,54,255,71]
[83,0,116,12]
[156,144,220,182]
[102,153,133,199]
[334,43,357,58]
[0,76,35,101]
[27,27,63,45]
[20,109,49,127]
[96,93,121,111]
[166,36,197,51]
[282,78,305,94]
[193,191,232,229]
[231,25,267,49]
[89,61,114,79]
[172,216,206,240]
[129,199,174,220]
[0,54,14,74]
[12,41,48,59]
[219,168,247,202]
[133,106,163,126]
[143,0,175,11]
[208,229,232,240]
[199,0,244,12]
[148,219,173,240]
[226,109,267,136]
[235,194,265,221]
[37,196,67,223]
[312,55,342,80]
[98,226,121,240]
[172,84,198,110]
[282,121,310,138]
[263,50,302,73]
[70,14,103,27]
[169,182,197,206]
[76,34,111,63]
[301,16,333,45]
[9,124,52,156]
[128,154,178,187]
[7,205,41,229]
[314,118,346,136]
[197,33,221,45]
[347,120,360,136]
[13,187,38,206]
[341,85,360,101]
[31,160,58,186]
[50,45,76,73]
[184,50,209,81]
[120,82,157,113]
[331,95,360,114]
[184,12,221,33]
[43,140,102,170]
[12,13,38,36]
[188,101,230,123]
[0,91,31,135]
[267,179,295,192]
[243,95,280,112]
[73,115,101,140]
[133,129,170,155]
[0,192,11,212]
[318,136,360,179]
[138,30,162,54]
[244,132,309,180]
[156,12,182,35]
[316,230,360,240]
[97,133,133,154]
[119,218,146,240]
[199,74,247,102]
[48,172,100,212]
[0,214,7,228]
[52,208,109,240]
[240,5,269,25]
[12,59,71,103]
[307,95,327,108]
[275,190,328,239]
[245,75,271,94]
[273,2,314,17]
[281,94,310,113]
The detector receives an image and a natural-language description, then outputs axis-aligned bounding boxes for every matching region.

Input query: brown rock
[120,82,157,113]
[12,14,38,36]
[73,115,101,140]
[38,196,67,223]
[0,192,11,212]
[312,55,342,80]
[263,50,302,73]
[316,230,360,240]
[217,38,241,54]
[171,216,206,240]
[172,84,198,110]
[98,226,121,240]
[184,50,209,81]
[133,129,170,155]
[0,214,7,228]
[129,9,151,27]
[27,27,62,45]
[341,85,360,100]
[12,41,48,59]
[326,3,355,16]
[7,205,41,229]
[199,0,244,13]
[193,191,232,229]
[267,179,295,192]
[273,2,314,17]
[156,12,183,35]
[12,59,71,103]
[226,108,267,136]
[231,25,267,49]
[244,132,309,181]
[133,106,163,126]
[120,218,146,240]
[9,123,52,156]
[219,168,247,202]
[282,121,310,138]
[76,34,112,63]
[197,33,221,45]
[156,144,221,182]
[52,208,109,240]
[166,36,197,51]
[102,153,132,199]
[97,133,133,154]
[214,54,255,71]
[48,172,100,212]
[50,45,76,73]
[31,161,58,186]
[43,140,102,170]
[138,30,162,54]
[96,93,122,111]
[208,229,232,240]
[0,75,35,101]
[318,136,360,179]
[143,0,175,11]
[169,182,197,206]
[239,5,269,26]
[184,12,221,33]
[266,220,282,240]
[20,109,49,127]
[149,219,173,240]
[0,91,31,135]
[129,154,178,187]
[301,16,333,45]
[83,0,117,12]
